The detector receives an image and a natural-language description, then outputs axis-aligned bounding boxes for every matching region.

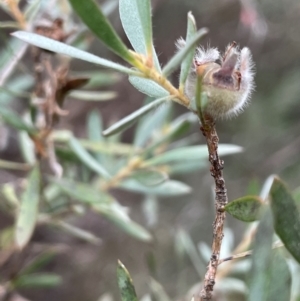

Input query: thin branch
[218,240,284,265]
[199,118,228,301]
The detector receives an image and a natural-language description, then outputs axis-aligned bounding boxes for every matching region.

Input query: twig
[215,222,257,281]
[199,118,228,301]
[218,240,283,265]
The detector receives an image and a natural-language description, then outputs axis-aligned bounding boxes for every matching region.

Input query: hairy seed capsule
[181,41,255,119]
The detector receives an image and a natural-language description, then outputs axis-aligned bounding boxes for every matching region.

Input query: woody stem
[199,119,228,301]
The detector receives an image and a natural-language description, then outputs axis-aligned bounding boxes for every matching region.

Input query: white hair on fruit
[183,42,255,119]
[194,46,220,66]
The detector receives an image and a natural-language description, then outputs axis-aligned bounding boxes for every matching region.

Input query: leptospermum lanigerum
[179,40,255,119]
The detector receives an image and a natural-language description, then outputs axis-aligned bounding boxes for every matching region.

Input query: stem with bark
[199,119,228,300]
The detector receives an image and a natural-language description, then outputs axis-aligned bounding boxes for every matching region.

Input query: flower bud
[184,42,255,119]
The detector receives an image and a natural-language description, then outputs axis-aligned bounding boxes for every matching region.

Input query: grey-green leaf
[74,70,121,88]
[162,28,208,77]
[129,76,169,98]
[179,12,197,89]
[120,179,192,197]
[266,251,291,301]
[103,96,170,137]
[144,144,243,166]
[117,260,138,301]
[51,220,102,245]
[87,111,104,139]
[131,169,168,187]
[15,165,40,249]
[270,177,300,264]
[68,136,111,179]
[0,159,31,171]
[120,0,150,54]
[176,228,206,277]
[87,111,104,163]
[134,101,171,148]
[225,196,263,222]
[94,202,152,241]
[69,90,117,101]
[248,208,274,301]
[20,251,56,275]
[0,106,36,134]
[13,273,62,289]
[143,112,198,154]
[68,0,133,63]
[12,31,139,75]
[51,178,112,205]
[19,131,35,164]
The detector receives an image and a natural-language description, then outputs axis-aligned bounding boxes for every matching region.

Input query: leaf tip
[187,11,196,24]
[118,259,124,267]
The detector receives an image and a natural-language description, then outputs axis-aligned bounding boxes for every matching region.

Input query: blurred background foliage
[0,0,300,301]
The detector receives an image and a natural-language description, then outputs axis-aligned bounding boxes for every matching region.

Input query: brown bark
[199,120,228,300]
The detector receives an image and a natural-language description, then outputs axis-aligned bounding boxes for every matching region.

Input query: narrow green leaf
[0,227,14,251]
[143,112,198,154]
[195,76,203,118]
[225,196,263,222]
[20,251,56,275]
[0,159,31,171]
[94,202,152,241]
[51,220,102,245]
[260,174,276,200]
[248,208,274,301]
[68,0,133,63]
[0,75,33,105]
[0,183,19,211]
[11,31,140,75]
[266,251,291,301]
[162,28,208,77]
[176,229,206,277]
[19,131,35,164]
[144,144,243,166]
[134,102,171,148]
[0,106,36,134]
[0,38,28,86]
[179,12,197,89]
[24,0,41,21]
[120,179,192,197]
[142,195,158,228]
[69,90,117,101]
[130,169,168,187]
[103,96,170,137]
[80,140,135,156]
[51,178,112,205]
[87,111,104,163]
[74,71,121,88]
[15,165,40,249]
[169,160,207,175]
[119,0,153,56]
[13,273,62,289]
[87,112,104,143]
[117,260,138,301]
[68,136,111,179]
[270,177,300,263]
[293,186,300,207]
[150,278,172,301]
[136,0,152,54]
[0,22,19,29]
[129,76,169,98]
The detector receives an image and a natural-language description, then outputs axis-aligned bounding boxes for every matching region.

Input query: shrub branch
[199,119,228,300]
